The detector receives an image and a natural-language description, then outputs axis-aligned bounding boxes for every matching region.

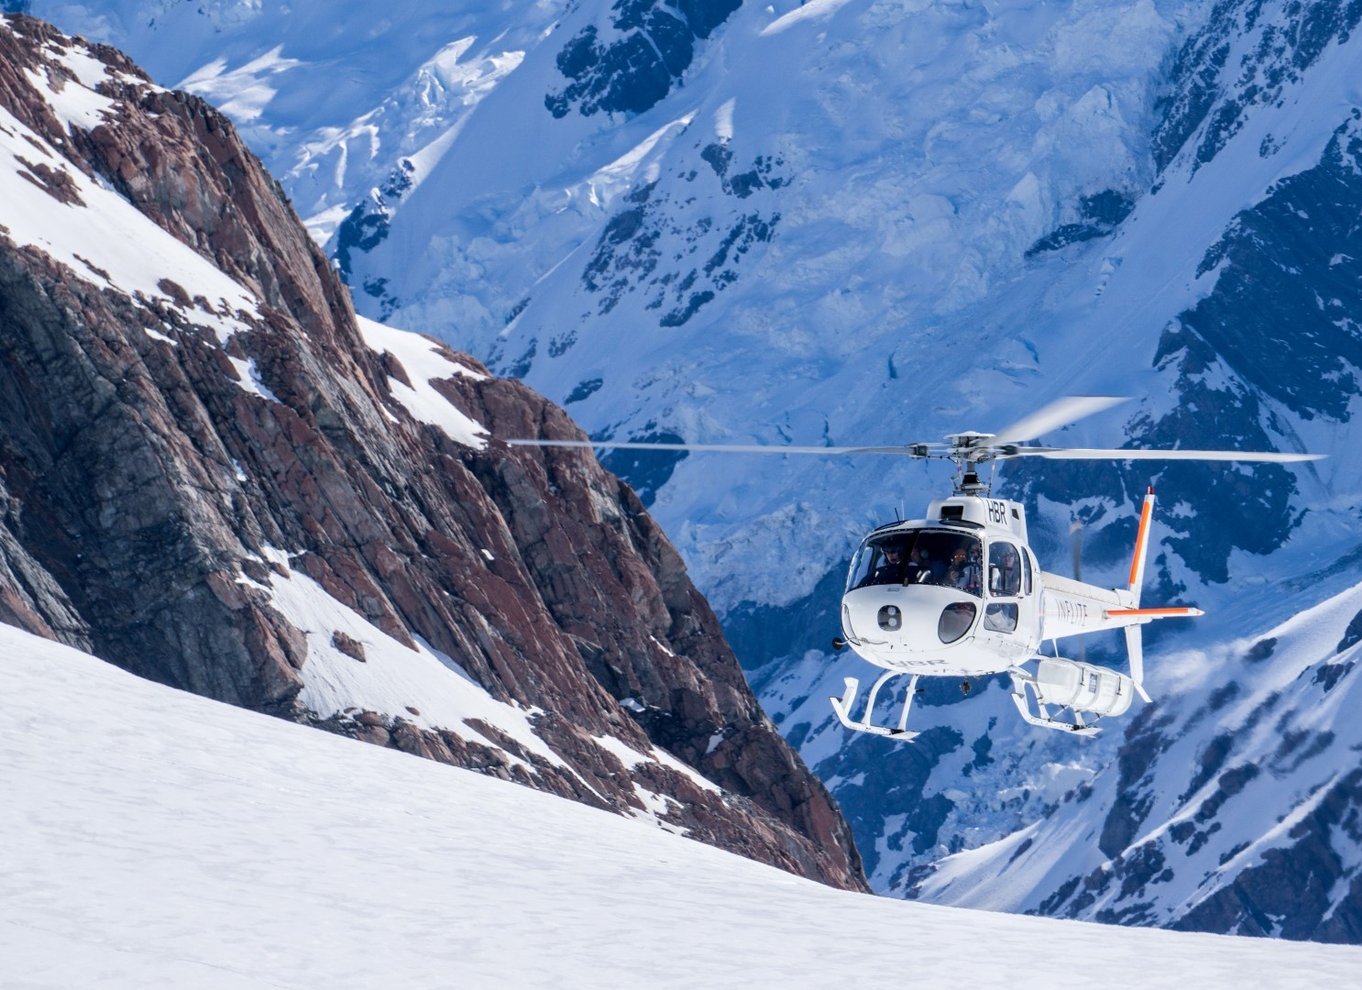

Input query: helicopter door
[980,541,1036,660]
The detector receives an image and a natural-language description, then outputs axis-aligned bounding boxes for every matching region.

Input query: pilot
[871,546,904,585]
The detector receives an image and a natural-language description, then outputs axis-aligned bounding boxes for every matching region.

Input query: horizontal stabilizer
[1105,606,1205,619]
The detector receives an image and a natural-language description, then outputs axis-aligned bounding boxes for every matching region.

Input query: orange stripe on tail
[1105,607,1205,618]
[1128,486,1155,589]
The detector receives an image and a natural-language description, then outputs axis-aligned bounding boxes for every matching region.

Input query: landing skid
[1007,667,1101,736]
[830,671,921,740]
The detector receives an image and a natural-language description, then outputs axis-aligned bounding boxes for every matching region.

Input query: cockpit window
[847,530,983,597]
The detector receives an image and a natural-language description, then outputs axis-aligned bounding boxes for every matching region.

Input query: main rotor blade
[991,396,1129,445]
[507,439,944,456]
[1002,445,1324,463]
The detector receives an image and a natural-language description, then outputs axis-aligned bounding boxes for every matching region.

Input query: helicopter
[510,396,1323,740]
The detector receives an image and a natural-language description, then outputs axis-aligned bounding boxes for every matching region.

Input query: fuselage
[839,496,1044,677]
[839,494,1149,678]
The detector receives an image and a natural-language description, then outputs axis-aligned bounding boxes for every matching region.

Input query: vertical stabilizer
[1125,487,1156,701]
[1128,487,1156,601]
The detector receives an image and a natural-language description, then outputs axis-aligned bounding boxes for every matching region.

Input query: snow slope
[4,625,1361,988]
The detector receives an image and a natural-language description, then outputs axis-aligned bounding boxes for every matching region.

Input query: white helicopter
[510,396,1322,740]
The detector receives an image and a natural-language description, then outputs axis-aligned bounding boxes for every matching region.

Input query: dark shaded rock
[546,0,742,119]
[1174,768,1362,942]
[563,377,603,405]
[1172,112,1362,423]
[333,158,415,309]
[578,171,780,331]
[1098,707,1172,859]
[1152,0,1362,173]
[1313,661,1353,693]
[1025,189,1135,257]
[1337,610,1362,652]
[598,428,688,508]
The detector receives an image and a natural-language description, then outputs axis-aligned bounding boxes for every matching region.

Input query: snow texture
[356,315,488,448]
[4,626,1361,988]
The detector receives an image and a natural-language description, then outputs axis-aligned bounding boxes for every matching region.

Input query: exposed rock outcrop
[0,15,864,891]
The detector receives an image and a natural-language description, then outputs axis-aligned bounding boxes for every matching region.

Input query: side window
[1022,548,1033,596]
[984,602,1018,632]
[988,542,1021,597]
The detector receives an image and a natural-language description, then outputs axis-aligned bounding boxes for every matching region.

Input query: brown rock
[331,630,367,662]
[0,15,865,893]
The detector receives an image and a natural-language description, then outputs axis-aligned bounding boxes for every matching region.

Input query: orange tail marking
[1128,486,1155,588]
[1105,607,1205,618]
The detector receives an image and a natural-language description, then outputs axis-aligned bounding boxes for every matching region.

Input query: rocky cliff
[0,14,864,891]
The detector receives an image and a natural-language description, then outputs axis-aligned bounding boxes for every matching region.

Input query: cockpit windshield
[847,529,983,597]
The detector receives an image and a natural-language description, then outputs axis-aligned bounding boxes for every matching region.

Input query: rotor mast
[942,432,998,495]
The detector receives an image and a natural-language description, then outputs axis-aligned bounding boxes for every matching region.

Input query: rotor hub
[943,431,998,462]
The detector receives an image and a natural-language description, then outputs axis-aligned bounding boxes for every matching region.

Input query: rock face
[0,15,864,892]
[545,0,742,118]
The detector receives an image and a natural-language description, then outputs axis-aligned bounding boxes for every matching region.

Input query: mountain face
[27,0,1362,941]
[0,14,864,891]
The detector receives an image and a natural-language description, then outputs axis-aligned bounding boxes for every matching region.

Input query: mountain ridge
[0,12,863,890]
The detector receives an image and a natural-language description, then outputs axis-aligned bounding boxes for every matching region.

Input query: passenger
[991,544,1021,596]
[946,546,981,594]
[905,546,927,584]
[923,547,947,584]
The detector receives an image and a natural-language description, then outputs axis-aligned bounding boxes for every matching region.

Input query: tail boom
[1105,606,1205,619]
[1039,487,1202,700]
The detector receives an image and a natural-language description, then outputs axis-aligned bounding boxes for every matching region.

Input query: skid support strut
[830,671,921,739]
[1007,667,1102,736]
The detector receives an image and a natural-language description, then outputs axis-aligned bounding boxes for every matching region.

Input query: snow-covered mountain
[0,13,861,888]
[26,0,1362,939]
[7,622,1362,987]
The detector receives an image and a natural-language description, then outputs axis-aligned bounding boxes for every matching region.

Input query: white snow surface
[250,547,558,770]
[356,315,488,448]
[4,624,1362,988]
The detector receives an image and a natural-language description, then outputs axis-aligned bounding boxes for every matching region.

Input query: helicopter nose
[877,603,904,632]
[842,585,978,651]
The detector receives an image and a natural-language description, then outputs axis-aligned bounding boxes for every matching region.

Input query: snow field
[4,626,1362,988]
